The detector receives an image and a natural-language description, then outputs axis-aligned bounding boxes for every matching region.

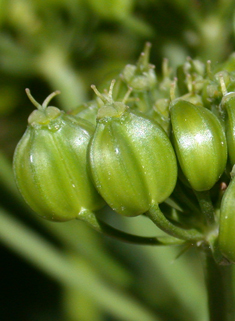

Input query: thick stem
[77,210,184,246]
[201,249,235,321]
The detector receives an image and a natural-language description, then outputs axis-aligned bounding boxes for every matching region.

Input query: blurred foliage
[1,0,235,320]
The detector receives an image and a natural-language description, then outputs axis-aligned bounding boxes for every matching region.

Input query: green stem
[146,204,203,242]
[194,190,215,226]
[77,210,184,246]
[200,249,235,321]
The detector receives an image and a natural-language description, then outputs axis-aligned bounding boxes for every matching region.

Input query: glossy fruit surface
[89,101,177,216]
[13,90,104,221]
[218,175,235,263]
[170,99,227,191]
[222,92,235,165]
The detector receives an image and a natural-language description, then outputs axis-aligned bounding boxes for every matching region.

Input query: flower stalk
[201,249,235,321]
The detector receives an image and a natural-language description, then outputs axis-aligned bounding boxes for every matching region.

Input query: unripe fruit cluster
[13,46,235,264]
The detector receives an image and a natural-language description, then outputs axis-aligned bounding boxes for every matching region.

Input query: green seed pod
[221,92,235,165]
[89,82,177,217]
[179,92,204,107]
[170,99,227,191]
[218,171,235,263]
[176,58,205,96]
[149,98,170,135]
[201,71,230,109]
[121,42,157,92]
[13,90,105,222]
[70,100,98,126]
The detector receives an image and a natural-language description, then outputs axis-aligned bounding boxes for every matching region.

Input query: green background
[1,1,235,320]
